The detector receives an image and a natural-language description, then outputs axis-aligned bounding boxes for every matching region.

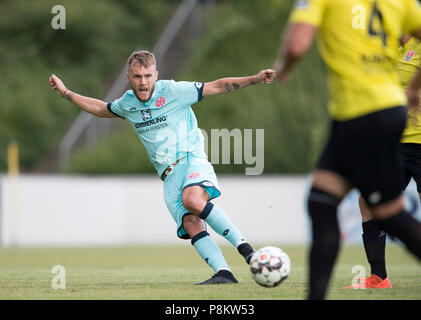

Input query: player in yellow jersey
[345,36,421,289]
[273,0,421,299]
[400,37,421,143]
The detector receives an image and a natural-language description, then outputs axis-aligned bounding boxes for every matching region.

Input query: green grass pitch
[0,244,420,300]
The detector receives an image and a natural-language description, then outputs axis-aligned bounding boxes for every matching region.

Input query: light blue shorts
[163,155,221,239]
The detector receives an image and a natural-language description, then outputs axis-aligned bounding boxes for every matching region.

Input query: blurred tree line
[68,0,329,174]
[1,0,329,174]
[0,0,175,172]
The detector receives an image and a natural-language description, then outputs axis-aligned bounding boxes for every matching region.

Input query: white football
[249,246,291,287]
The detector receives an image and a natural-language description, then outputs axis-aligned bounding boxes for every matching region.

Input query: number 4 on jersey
[368,0,387,47]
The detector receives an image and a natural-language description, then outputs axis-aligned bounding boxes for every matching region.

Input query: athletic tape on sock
[191,231,210,246]
[199,202,214,220]
[308,187,341,207]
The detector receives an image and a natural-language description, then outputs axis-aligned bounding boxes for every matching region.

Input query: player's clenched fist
[256,69,277,84]
[49,74,68,97]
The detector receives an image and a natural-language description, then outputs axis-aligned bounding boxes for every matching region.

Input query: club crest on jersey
[141,109,152,121]
[155,96,166,108]
[406,50,415,62]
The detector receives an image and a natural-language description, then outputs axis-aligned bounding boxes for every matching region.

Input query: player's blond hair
[127,50,156,68]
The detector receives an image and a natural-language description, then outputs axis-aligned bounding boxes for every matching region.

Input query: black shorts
[317,106,407,207]
[401,143,421,193]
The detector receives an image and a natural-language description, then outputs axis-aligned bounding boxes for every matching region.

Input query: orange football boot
[344,274,392,289]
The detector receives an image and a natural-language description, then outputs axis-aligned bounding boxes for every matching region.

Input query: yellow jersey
[399,38,421,143]
[289,0,421,121]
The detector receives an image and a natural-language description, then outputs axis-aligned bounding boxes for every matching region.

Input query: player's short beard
[131,83,155,102]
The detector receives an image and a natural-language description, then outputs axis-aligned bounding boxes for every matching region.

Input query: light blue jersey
[108,79,224,239]
[104,72,249,271]
[107,80,207,177]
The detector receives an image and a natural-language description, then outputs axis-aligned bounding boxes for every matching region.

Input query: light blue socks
[191,231,230,272]
[199,202,246,248]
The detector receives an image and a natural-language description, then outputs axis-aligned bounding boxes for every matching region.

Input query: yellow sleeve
[403,0,421,35]
[288,0,326,27]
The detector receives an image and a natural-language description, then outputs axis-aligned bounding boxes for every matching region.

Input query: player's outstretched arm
[273,23,317,83]
[202,69,276,97]
[49,74,115,118]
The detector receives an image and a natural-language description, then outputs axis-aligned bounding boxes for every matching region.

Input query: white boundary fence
[1,174,419,247]
[0,175,310,247]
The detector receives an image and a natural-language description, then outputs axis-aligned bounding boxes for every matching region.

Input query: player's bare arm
[49,74,115,118]
[407,67,421,124]
[406,28,421,124]
[273,23,317,82]
[202,69,276,96]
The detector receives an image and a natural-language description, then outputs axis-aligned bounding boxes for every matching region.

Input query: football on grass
[250,246,291,287]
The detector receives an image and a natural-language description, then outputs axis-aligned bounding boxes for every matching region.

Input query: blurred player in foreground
[49,50,276,285]
[273,0,421,299]
[345,36,421,289]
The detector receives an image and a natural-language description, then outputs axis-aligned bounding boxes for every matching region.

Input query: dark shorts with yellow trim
[316,106,407,207]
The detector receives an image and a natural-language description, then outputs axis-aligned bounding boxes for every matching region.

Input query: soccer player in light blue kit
[49,51,277,284]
